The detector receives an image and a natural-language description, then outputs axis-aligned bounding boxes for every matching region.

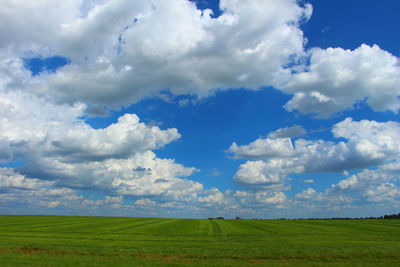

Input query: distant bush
[208,213,399,220]
[383,213,400,219]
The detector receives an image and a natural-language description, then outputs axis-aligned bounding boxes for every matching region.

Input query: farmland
[0,216,399,266]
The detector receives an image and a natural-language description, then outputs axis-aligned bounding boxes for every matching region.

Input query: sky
[0,0,399,219]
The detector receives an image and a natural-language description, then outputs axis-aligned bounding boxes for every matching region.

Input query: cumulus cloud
[0,0,80,52]
[329,161,400,198]
[268,125,307,139]
[227,138,294,159]
[0,91,180,163]
[233,159,292,190]
[234,190,287,206]
[290,162,400,216]
[296,188,318,200]
[1,0,400,217]
[134,198,156,207]
[198,187,229,206]
[0,168,53,190]
[2,1,398,117]
[16,143,200,200]
[1,0,312,108]
[226,125,306,159]
[0,88,203,202]
[48,114,180,162]
[257,191,287,204]
[281,44,400,117]
[229,118,400,188]
[0,167,81,212]
[286,161,400,218]
[365,183,399,203]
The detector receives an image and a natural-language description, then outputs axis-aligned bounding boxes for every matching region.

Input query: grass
[0,216,399,266]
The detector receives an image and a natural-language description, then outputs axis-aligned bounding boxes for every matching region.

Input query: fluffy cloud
[0,91,180,163]
[0,0,81,52]
[365,183,399,203]
[0,167,80,212]
[292,162,400,215]
[1,0,400,217]
[3,1,398,117]
[329,161,400,198]
[285,161,400,218]
[227,125,307,159]
[17,150,200,197]
[48,114,180,162]
[0,168,53,190]
[198,187,229,206]
[296,188,318,200]
[234,190,287,206]
[229,118,400,188]
[1,0,311,108]
[233,159,292,190]
[227,138,294,159]
[268,125,307,139]
[281,44,400,116]
[0,87,203,202]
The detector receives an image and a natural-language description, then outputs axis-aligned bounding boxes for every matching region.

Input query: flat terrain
[0,216,399,266]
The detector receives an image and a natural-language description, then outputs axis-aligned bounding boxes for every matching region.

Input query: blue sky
[0,0,399,218]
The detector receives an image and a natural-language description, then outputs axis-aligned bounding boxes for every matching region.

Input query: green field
[0,216,399,266]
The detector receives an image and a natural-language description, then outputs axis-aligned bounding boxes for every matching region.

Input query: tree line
[208,213,400,220]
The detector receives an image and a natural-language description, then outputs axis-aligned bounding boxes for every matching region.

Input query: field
[0,216,399,266]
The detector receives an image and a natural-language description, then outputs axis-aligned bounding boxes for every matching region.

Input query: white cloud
[281,44,400,117]
[229,118,400,188]
[234,190,287,206]
[227,138,294,159]
[1,0,311,108]
[209,168,222,177]
[0,167,83,213]
[328,161,400,200]
[48,201,61,208]
[0,91,197,204]
[1,1,398,119]
[45,188,76,196]
[233,160,290,189]
[289,161,400,214]
[104,195,123,204]
[134,198,156,207]
[296,188,317,200]
[268,125,307,139]
[0,91,180,163]
[0,88,202,203]
[256,191,287,204]
[333,117,400,146]
[1,0,400,217]
[0,0,81,53]
[226,125,306,160]
[365,183,399,203]
[198,187,227,206]
[48,114,180,162]
[0,168,52,190]
[17,150,201,199]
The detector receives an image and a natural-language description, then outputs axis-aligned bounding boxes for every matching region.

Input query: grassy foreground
[0,216,399,266]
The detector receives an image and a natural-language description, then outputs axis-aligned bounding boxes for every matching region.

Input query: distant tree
[216,217,224,220]
[235,216,241,220]
[383,213,400,219]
